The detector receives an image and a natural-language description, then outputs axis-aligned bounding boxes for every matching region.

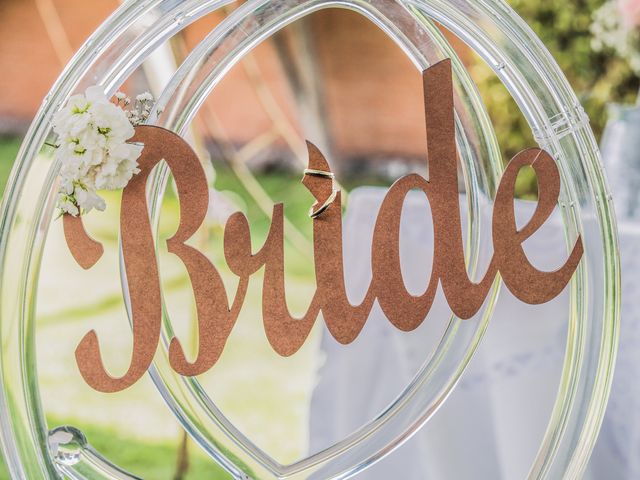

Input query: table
[308,187,631,479]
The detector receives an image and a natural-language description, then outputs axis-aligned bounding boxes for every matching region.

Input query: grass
[0,137,20,197]
[0,422,230,479]
[49,417,231,479]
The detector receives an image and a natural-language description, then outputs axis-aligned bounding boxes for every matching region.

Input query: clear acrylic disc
[0,1,618,479]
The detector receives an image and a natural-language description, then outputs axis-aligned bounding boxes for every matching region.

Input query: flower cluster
[114,91,156,126]
[53,86,154,216]
[592,0,640,75]
[620,0,640,28]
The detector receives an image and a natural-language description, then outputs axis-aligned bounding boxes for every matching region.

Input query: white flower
[136,92,154,103]
[91,101,135,145]
[94,143,142,190]
[75,185,106,213]
[128,92,156,126]
[59,177,74,196]
[57,195,79,217]
[591,1,640,75]
[53,85,144,217]
[53,95,92,138]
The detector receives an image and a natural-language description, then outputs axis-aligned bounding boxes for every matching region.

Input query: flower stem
[44,141,59,149]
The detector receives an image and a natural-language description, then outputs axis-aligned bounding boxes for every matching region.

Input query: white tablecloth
[308,187,634,479]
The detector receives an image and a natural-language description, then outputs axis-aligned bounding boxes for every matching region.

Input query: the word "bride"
[64,60,583,393]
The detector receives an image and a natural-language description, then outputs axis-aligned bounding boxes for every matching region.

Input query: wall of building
[0,1,470,169]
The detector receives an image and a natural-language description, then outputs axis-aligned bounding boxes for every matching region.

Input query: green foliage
[474,0,639,162]
[0,137,20,197]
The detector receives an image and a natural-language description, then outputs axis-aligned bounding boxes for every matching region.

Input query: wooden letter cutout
[63,59,584,392]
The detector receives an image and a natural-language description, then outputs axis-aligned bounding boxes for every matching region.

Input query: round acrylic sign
[0,0,619,479]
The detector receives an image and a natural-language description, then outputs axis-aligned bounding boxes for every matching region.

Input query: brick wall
[0,1,470,164]
[0,0,117,133]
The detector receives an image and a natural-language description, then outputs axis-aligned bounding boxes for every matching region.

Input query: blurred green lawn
[0,137,19,197]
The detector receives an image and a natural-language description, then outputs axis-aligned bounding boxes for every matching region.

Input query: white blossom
[58,196,80,217]
[75,184,107,213]
[92,102,135,145]
[94,143,143,190]
[136,92,154,103]
[53,85,149,217]
[592,1,640,75]
[127,91,155,127]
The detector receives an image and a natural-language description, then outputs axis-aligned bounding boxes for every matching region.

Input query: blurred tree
[474,0,639,164]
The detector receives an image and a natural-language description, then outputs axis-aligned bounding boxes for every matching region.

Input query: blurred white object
[600,104,640,223]
[309,186,630,479]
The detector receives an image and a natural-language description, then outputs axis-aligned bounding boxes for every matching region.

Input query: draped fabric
[309,187,629,478]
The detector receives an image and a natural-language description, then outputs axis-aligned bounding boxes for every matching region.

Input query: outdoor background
[0,0,637,478]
